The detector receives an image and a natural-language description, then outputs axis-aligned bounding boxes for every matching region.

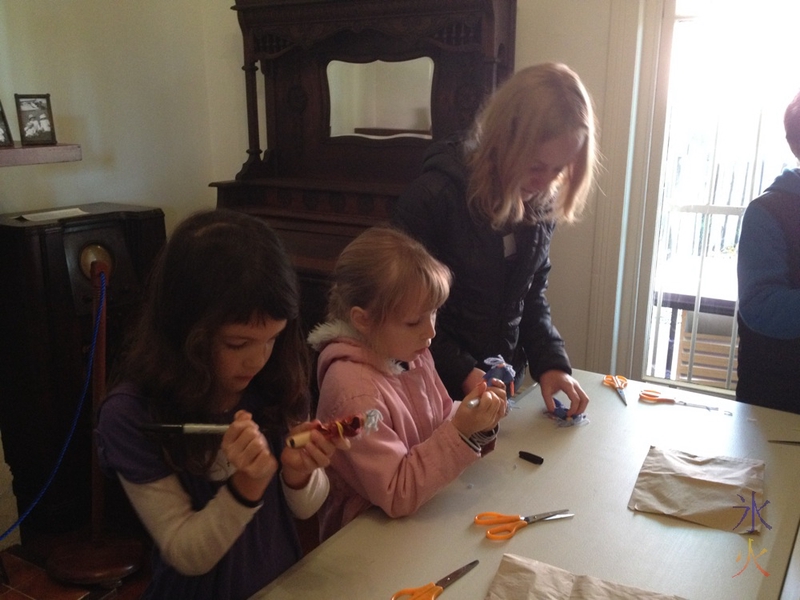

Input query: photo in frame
[15,94,57,146]
[0,100,13,148]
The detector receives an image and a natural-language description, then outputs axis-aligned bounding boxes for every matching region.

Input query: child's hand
[461,367,487,397]
[453,380,507,437]
[280,420,351,490]
[222,410,279,504]
[539,369,590,416]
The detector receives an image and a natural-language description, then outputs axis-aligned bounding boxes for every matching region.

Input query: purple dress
[95,384,302,600]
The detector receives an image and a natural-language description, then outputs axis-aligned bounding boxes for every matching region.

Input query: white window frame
[584,0,671,385]
[591,0,797,396]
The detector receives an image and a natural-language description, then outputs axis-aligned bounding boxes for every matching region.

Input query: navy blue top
[736,168,800,412]
[738,168,800,338]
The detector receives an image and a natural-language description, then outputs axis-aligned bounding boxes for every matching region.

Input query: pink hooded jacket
[309,321,481,541]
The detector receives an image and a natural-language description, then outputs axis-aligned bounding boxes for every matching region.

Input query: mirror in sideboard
[327,57,433,139]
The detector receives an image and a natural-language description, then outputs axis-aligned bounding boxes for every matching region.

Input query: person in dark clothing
[392,63,598,417]
[736,90,800,414]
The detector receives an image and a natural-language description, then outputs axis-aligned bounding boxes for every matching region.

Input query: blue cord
[0,271,106,542]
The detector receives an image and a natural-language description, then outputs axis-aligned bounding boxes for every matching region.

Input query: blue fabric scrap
[547,398,589,427]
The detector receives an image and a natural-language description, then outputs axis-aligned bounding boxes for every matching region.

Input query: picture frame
[0,99,13,148]
[15,94,57,146]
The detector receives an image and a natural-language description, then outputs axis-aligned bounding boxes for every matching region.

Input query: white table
[253,369,800,599]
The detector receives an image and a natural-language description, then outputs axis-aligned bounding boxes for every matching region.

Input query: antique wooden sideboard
[212,0,517,329]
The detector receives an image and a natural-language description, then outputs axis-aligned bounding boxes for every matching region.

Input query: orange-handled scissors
[391,559,478,600]
[603,374,628,406]
[474,509,574,540]
[639,389,724,412]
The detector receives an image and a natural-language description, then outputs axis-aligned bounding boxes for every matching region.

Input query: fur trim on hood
[307,320,361,351]
[308,319,405,376]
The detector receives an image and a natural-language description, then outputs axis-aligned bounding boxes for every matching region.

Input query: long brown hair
[112,209,310,473]
[466,62,598,229]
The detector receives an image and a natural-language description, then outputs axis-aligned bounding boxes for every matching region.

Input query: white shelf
[0,143,81,167]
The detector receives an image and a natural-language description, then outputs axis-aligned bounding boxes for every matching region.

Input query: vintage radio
[0,202,165,539]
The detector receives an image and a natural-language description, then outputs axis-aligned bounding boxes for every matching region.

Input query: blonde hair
[327,227,452,326]
[466,62,598,229]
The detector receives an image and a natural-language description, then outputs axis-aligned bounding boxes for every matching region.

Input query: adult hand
[539,370,590,417]
[280,421,351,490]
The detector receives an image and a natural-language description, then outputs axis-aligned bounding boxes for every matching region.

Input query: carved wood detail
[213,0,516,330]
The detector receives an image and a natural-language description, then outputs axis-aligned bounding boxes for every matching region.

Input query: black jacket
[392,135,571,399]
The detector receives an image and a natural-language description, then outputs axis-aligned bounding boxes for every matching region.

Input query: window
[644,0,798,392]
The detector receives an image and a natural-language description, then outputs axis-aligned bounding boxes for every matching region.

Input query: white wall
[0,0,646,547]
[0,0,244,228]
[515,1,614,370]
[0,1,629,358]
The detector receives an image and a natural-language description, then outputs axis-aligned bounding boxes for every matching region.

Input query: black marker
[519,450,544,465]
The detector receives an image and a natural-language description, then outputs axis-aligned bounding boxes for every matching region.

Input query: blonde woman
[392,62,598,417]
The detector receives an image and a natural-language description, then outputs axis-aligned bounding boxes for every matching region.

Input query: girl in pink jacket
[309,227,508,541]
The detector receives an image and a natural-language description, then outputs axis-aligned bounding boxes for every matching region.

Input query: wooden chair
[46,260,144,588]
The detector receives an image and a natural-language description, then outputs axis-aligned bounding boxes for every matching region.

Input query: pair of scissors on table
[474,509,574,540]
[391,559,478,599]
[603,374,628,405]
[638,389,731,414]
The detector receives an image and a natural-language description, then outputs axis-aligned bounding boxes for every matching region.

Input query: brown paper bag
[628,446,766,533]
[484,554,686,600]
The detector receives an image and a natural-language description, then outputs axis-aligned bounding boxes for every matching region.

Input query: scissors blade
[523,509,573,523]
[605,375,627,406]
[677,400,717,411]
[435,560,479,590]
[616,387,628,406]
